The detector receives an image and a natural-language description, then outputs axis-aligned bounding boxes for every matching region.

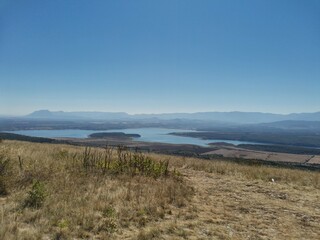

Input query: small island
[208,142,236,147]
[89,132,141,139]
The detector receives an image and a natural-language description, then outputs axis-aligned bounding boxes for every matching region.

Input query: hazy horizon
[4,109,320,117]
[1,108,320,118]
[1,1,319,115]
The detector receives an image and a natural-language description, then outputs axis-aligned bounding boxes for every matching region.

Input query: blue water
[6,128,262,147]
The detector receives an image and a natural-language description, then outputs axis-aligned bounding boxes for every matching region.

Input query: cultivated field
[0,140,319,239]
[202,147,318,164]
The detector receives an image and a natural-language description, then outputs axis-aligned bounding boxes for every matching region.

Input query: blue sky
[1,0,319,115]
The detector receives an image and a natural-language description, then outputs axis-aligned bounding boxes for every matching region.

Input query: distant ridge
[25,110,320,124]
[28,110,130,120]
[29,110,54,117]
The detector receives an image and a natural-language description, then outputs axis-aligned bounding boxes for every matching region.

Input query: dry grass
[0,141,191,239]
[0,140,320,239]
[155,154,320,188]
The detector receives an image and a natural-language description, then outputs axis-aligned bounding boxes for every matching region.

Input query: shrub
[79,146,170,178]
[0,153,10,176]
[24,180,47,208]
[0,177,7,195]
[0,153,10,195]
[102,206,116,218]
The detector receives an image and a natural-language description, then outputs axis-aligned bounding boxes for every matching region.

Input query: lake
[7,128,262,147]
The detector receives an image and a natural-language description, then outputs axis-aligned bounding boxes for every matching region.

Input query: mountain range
[26,110,320,124]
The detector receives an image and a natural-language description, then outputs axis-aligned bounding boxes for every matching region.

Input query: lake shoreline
[4,128,268,147]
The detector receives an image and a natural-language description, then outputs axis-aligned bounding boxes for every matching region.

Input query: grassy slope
[0,140,319,239]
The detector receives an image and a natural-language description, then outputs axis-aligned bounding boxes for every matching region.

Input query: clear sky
[1,0,319,115]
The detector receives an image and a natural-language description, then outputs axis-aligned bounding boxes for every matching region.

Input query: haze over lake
[7,128,261,147]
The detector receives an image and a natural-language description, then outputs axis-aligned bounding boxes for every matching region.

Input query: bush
[0,153,10,176]
[24,180,47,208]
[0,153,10,195]
[0,177,7,195]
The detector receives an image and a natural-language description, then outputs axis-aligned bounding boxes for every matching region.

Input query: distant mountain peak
[28,110,53,117]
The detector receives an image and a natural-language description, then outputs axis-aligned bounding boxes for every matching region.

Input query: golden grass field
[0,140,319,239]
